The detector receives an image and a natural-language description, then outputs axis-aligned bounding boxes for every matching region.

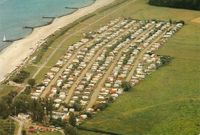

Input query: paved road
[10,116,23,135]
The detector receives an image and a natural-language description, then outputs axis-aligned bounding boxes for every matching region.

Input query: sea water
[0,0,94,51]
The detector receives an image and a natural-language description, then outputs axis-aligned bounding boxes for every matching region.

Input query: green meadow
[78,0,200,134]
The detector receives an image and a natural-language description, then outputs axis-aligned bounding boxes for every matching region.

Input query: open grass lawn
[77,0,200,134]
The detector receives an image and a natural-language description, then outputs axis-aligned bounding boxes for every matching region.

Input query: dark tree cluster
[93,103,108,111]
[0,91,53,123]
[27,79,36,87]
[160,56,172,65]
[0,91,18,118]
[121,81,133,92]
[149,0,200,10]
[0,90,79,135]
[156,55,172,69]
[12,70,30,83]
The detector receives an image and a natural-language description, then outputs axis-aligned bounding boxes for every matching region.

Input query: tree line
[149,0,200,10]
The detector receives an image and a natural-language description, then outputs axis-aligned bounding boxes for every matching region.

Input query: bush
[28,79,36,86]
[121,81,133,92]
[69,112,76,127]
[160,56,172,65]
[24,86,32,95]
[0,100,10,118]
[93,103,108,111]
[73,103,82,111]
[22,129,27,135]
[12,70,30,83]
[64,125,78,135]
[82,112,92,118]
[51,118,65,127]
[108,96,115,103]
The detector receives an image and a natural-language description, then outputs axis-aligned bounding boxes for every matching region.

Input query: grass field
[76,0,200,135]
[4,0,200,134]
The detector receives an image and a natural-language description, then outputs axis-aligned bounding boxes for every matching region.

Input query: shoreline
[0,0,115,83]
[0,2,91,51]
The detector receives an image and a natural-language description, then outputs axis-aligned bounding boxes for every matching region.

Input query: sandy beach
[0,0,114,83]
